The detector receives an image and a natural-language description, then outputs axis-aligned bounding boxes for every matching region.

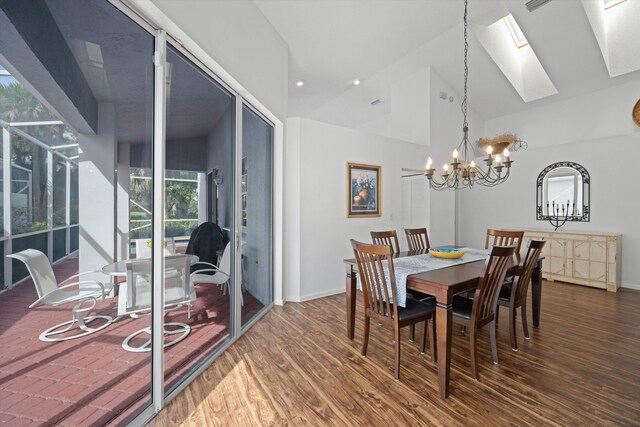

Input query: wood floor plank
[151,283,640,426]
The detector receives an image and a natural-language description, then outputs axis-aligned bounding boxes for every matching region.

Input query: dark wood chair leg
[521,300,530,339]
[495,305,500,325]
[429,317,437,362]
[509,305,518,351]
[489,320,499,364]
[393,325,401,380]
[409,324,415,342]
[362,315,370,356]
[470,326,479,380]
[420,321,427,353]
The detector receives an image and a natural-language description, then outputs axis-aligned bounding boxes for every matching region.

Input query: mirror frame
[536,161,590,222]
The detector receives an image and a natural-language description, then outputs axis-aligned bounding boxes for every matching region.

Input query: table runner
[363,248,488,308]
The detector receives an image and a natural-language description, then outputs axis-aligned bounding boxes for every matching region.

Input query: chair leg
[429,317,437,362]
[362,315,370,356]
[495,305,500,325]
[490,320,499,365]
[509,306,518,351]
[521,302,530,340]
[420,321,427,353]
[470,327,479,380]
[409,324,415,342]
[394,325,401,380]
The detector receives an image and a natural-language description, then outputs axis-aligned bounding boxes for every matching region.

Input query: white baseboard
[274,299,285,306]
[286,287,344,303]
[621,282,640,290]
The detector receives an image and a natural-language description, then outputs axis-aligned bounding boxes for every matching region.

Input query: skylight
[503,15,528,49]
[475,14,557,102]
[603,0,627,10]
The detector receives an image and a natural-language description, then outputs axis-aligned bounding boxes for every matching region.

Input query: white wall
[428,67,484,246]
[458,79,640,289]
[358,68,430,145]
[79,103,116,281]
[285,118,429,301]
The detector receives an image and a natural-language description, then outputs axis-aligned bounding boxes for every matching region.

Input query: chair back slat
[7,249,58,298]
[404,227,430,251]
[513,239,546,303]
[123,254,192,314]
[472,245,515,323]
[351,240,397,320]
[485,229,524,254]
[370,230,400,254]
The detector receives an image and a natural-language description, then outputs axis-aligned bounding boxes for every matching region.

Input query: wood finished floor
[151,281,640,426]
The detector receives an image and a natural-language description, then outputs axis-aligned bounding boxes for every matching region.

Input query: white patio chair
[133,238,175,259]
[118,254,197,352]
[7,249,114,342]
[190,242,243,306]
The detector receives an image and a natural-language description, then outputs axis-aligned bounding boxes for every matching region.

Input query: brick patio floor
[0,253,264,426]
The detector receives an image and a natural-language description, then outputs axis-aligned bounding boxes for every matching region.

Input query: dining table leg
[531,260,542,328]
[346,264,357,340]
[435,299,453,399]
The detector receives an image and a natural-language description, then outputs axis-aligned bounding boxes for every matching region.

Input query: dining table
[344,248,543,399]
[102,255,199,277]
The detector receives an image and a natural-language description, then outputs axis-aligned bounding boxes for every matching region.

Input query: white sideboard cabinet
[518,229,621,292]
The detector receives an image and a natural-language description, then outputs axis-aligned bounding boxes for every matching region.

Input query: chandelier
[425,0,513,190]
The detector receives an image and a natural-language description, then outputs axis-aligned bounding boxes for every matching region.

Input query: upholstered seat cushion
[452,295,474,320]
[498,285,512,301]
[396,298,436,322]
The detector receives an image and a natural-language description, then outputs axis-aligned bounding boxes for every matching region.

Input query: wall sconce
[213,169,223,186]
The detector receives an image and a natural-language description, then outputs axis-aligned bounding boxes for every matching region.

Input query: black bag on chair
[186,222,229,274]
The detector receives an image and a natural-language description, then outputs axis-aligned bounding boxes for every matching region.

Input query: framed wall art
[346,162,381,218]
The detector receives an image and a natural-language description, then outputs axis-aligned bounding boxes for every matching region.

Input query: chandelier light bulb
[443,164,449,172]
[495,154,501,164]
[486,146,493,155]
[453,149,459,159]
[470,160,476,168]
[503,148,510,158]
[426,157,433,168]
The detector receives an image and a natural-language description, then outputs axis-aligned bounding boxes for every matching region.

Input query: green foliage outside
[1,79,78,234]
[129,168,199,239]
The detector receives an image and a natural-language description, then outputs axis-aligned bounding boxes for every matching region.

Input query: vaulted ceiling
[254,0,640,126]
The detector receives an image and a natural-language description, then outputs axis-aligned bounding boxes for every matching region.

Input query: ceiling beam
[0,0,98,134]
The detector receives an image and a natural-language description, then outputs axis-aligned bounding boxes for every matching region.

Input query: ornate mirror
[536,161,590,222]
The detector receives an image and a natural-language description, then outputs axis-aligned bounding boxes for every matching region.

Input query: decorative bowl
[429,247,465,259]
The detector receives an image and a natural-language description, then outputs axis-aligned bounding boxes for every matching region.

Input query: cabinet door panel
[590,242,606,261]
[550,239,567,258]
[574,259,589,279]
[550,257,565,275]
[589,261,606,281]
[574,241,589,260]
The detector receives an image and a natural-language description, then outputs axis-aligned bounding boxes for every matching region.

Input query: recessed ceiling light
[354,79,361,86]
[296,80,304,87]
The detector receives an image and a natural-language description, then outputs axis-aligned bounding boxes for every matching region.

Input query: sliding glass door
[240,105,274,327]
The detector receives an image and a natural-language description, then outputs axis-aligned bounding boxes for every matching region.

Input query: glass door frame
[110,2,282,422]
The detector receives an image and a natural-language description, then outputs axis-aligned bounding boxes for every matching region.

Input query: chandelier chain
[462,0,468,131]
[423,0,513,190]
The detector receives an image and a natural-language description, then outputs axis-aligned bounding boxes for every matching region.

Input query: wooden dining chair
[485,229,524,254]
[351,239,437,380]
[497,239,546,351]
[370,230,401,254]
[404,227,430,251]
[452,244,515,380]
[485,229,524,291]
